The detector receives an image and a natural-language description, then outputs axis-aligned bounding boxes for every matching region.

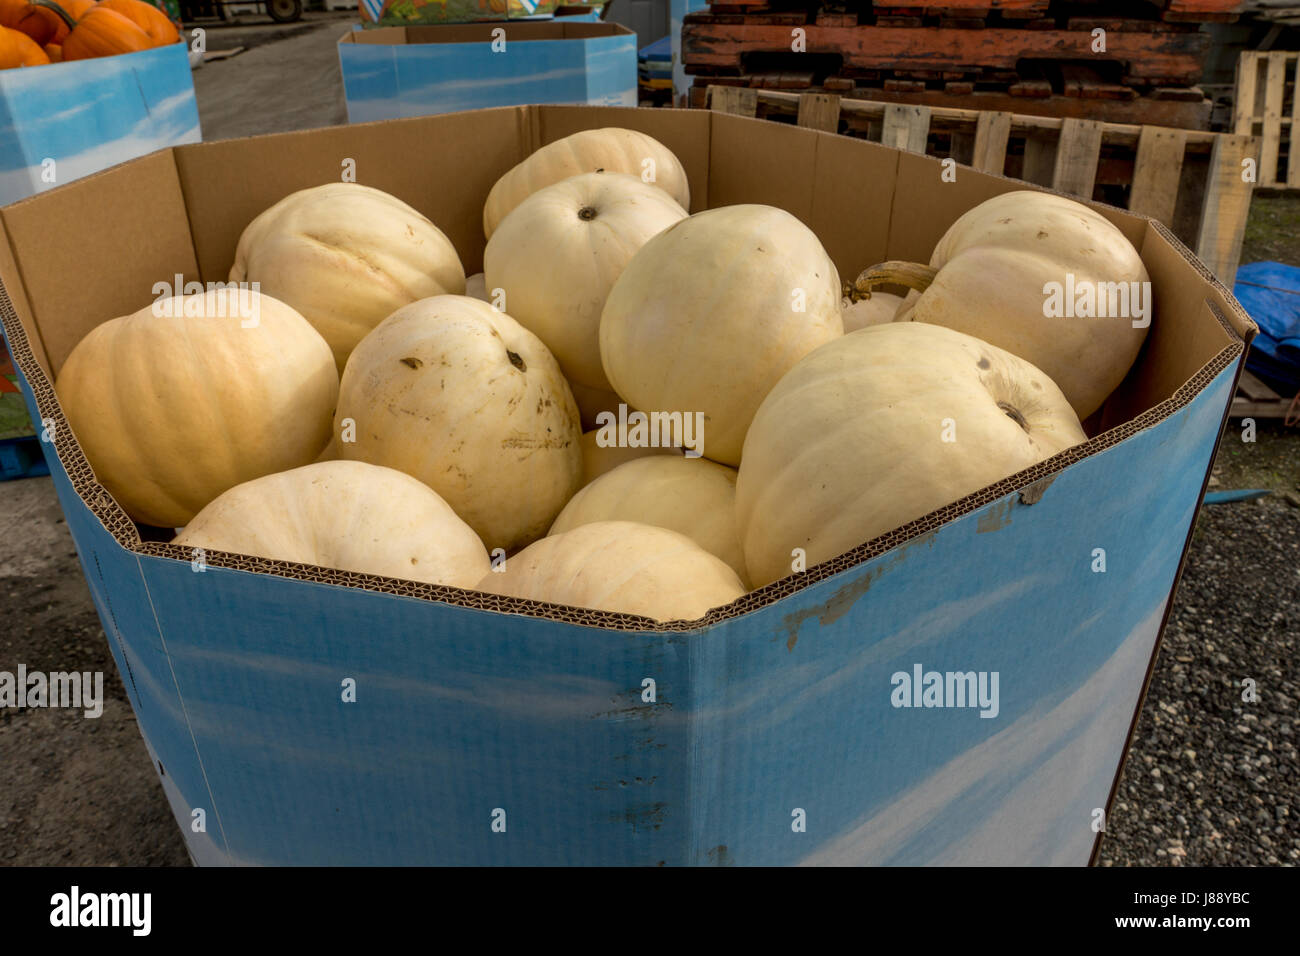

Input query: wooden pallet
[1234,51,1299,189]
[707,85,1259,284]
[1231,369,1300,419]
[682,14,1215,87]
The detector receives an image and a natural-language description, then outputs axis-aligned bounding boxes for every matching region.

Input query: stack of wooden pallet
[708,84,1258,284]
[1235,50,1298,189]
[683,0,1244,129]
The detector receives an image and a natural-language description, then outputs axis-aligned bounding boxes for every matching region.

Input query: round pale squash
[855,190,1150,419]
[56,289,338,529]
[483,128,690,238]
[335,295,582,553]
[842,290,903,332]
[229,182,466,372]
[579,428,677,486]
[485,172,687,392]
[736,321,1087,587]
[475,521,744,623]
[174,461,490,588]
[600,204,844,466]
[550,456,748,586]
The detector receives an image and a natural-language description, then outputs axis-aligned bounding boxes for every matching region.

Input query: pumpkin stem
[30,0,77,29]
[852,261,938,300]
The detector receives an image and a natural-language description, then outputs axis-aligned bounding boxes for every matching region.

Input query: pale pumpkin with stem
[485,171,688,394]
[174,461,490,589]
[335,295,581,554]
[476,521,745,623]
[230,182,465,372]
[550,455,749,587]
[56,289,338,528]
[736,321,1087,588]
[854,190,1150,419]
[483,128,690,238]
[600,204,844,467]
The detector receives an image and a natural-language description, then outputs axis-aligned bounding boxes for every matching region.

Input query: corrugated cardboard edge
[0,124,1255,636]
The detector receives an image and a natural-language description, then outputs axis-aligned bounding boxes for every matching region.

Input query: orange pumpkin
[0,0,61,46]
[96,0,177,46]
[42,38,57,59]
[0,23,50,67]
[32,0,153,60]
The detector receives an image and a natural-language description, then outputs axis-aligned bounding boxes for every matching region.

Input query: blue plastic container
[0,105,1254,865]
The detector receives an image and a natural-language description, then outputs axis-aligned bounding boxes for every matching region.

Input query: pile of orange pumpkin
[0,0,179,70]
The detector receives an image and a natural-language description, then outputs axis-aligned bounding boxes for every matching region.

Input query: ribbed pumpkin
[599,204,844,466]
[1,0,59,45]
[96,0,177,46]
[475,521,745,623]
[735,322,1087,587]
[55,289,339,528]
[854,190,1150,419]
[174,461,491,589]
[335,295,582,553]
[47,3,153,61]
[485,172,687,393]
[550,456,749,586]
[230,183,466,372]
[0,22,49,65]
[483,128,691,238]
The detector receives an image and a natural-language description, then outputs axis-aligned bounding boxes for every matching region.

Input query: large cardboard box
[0,43,200,208]
[338,23,637,123]
[358,0,562,26]
[0,106,1253,865]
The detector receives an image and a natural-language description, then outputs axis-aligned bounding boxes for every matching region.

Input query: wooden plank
[1052,118,1104,197]
[971,110,1012,173]
[709,85,757,117]
[1130,126,1188,224]
[1195,134,1258,287]
[1233,51,1259,135]
[1237,369,1281,402]
[1289,55,1300,188]
[1260,52,1287,185]
[796,92,842,132]
[1022,130,1058,186]
[881,104,932,153]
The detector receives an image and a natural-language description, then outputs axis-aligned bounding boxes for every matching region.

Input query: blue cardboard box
[338,23,637,123]
[0,105,1254,865]
[0,43,201,209]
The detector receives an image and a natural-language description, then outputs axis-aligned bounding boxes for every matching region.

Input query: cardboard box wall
[0,43,200,208]
[0,106,1253,865]
[338,23,637,123]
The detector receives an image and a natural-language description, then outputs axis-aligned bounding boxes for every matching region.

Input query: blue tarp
[1234,261,1300,395]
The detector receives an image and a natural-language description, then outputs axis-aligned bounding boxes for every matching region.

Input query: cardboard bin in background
[338,23,637,123]
[0,43,200,208]
[0,106,1254,865]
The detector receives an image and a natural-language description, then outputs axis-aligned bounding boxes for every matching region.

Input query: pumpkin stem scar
[997,401,1030,431]
[852,261,938,300]
[577,206,598,221]
[507,350,526,372]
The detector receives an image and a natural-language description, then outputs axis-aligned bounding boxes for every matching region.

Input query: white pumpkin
[485,172,687,392]
[475,521,744,623]
[483,128,691,238]
[174,461,490,588]
[56,289,338,529]
[230,182,466,372]
[600,204,844,466]
[856,190,1150,418]
[550,456,748,586]
[335,295,582,552]
[579,429,678,486]
[842,291,904,332]
[736,322,1087,587]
